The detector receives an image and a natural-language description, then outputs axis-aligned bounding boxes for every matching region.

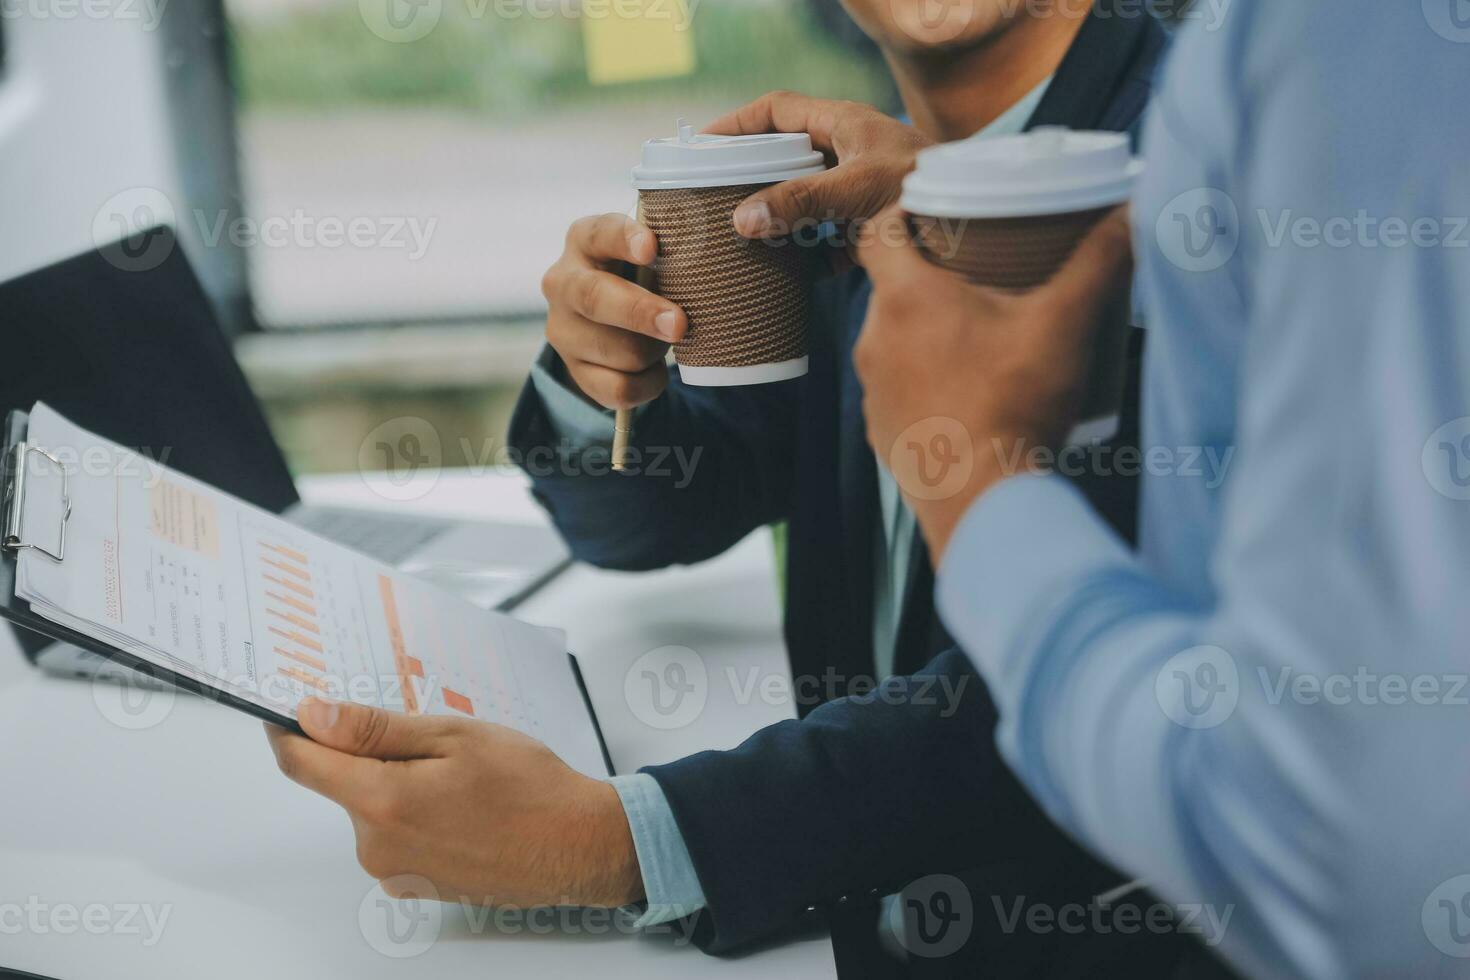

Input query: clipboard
[1,407,306,733]
[0,407,616,775]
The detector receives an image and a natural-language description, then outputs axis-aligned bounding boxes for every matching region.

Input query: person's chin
[879,16,1011,59]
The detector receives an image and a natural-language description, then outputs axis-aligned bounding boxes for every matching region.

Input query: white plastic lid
[900,127,1145,219]
[632,118,826,190]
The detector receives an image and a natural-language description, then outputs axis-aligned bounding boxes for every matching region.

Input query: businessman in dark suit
[267,2,1228,975]
[510,0,1165,952]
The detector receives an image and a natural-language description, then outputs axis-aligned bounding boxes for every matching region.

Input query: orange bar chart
[265,573,314,600]
[378,575,420,715]
[267,607,321,635]
[258,538,333,693]
[278,665,330,692]
[275,645,326,673]
[268,625,323,654]
[267,590,317,617]
[262,542,310,565]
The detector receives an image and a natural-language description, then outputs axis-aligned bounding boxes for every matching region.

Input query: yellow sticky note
[582,0,697,86]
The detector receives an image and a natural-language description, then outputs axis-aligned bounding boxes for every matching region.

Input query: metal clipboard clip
[3,442,71,563]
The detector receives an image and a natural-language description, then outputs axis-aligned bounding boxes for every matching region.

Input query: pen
[612,409,633,471]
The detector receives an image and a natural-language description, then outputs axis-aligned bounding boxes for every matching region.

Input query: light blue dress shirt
[937,4,1470,976]
[531,83,1053,927]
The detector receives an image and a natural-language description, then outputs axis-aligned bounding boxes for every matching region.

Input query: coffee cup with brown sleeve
[900,127,1145,435]
[631,120,827,386]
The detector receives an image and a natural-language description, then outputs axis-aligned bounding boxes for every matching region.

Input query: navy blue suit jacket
[509,4,1167,959]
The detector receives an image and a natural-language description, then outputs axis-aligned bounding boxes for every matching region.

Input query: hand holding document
[5,402,608,777]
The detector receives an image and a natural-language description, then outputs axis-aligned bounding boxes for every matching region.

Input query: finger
[266,723,386,810]
[561,267,686,342]
[704,91,840,148]
[566,213,659,267]
[733,169,873,239]
[568,359,669,411]
[550,313,668,374]
[1044,207,1134,330]
[853,205,929,282]
[297,698,454,761]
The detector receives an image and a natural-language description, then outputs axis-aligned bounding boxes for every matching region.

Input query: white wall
[0,7,185,282]
[0,7,205,670]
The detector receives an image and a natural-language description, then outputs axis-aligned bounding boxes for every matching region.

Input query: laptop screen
[1,226,300,513]
[2,228,303,658]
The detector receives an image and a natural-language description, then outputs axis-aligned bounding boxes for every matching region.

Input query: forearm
[934,474,1449,980]
[936,475,1205,866]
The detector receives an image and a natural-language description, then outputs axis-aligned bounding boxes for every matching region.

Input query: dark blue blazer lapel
[836,274,878,682]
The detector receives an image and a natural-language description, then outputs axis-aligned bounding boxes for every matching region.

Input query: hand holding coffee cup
[542,120,829,469]
[702,92,934,243]
[632,119,827,386]
[540,212,687,412]
[899,127,1144,427]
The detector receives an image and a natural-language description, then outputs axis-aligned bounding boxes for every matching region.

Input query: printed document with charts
[12,402,607,776]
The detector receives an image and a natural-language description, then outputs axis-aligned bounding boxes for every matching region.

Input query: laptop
[2,227,571,681]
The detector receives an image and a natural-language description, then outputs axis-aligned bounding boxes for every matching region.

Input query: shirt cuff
[608,773,708,928]
[528,346,617,449]
[935,473,1130,683]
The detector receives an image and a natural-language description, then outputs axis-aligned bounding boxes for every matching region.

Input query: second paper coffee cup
[900,127,1143,287]
[632,121,826,386]
[901,127,1144,420]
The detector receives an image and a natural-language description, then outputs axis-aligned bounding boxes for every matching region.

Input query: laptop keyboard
[292,507,449,565]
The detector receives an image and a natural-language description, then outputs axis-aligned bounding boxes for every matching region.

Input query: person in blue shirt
[851,1,1470,976]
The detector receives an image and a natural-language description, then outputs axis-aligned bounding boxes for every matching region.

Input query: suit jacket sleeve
[507,346,802,571]
[640,649,1069,954]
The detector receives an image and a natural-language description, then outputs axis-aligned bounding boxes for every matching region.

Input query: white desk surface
[0,469,835,979]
